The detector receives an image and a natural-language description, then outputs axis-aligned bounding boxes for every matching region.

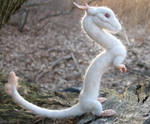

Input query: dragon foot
[98,97,107,103]
[100,109,117,117]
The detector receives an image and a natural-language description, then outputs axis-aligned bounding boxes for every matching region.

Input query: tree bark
[0,0,26,27]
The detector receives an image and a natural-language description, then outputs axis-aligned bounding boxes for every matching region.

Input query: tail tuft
[5,71,18,96]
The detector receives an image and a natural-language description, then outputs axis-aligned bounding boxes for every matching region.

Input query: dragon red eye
[105,13,110,18]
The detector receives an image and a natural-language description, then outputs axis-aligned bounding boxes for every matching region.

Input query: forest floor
[0,2,150,94]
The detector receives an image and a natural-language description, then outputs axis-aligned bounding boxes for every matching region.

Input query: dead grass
[80,0,150,30]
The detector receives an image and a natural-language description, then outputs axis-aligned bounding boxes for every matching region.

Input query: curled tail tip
[9,71,19,83]
[8,71,16,82]
[9,71,16,78]
[5,71,18,96]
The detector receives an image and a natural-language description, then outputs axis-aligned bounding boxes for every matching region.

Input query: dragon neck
[80,15,120,99]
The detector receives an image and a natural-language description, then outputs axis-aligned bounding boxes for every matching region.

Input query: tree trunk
[0,0,26,27]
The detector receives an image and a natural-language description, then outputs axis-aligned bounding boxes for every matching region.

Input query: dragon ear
[85,3,90,8]
[73,2,96,16]
[73,2,89,10]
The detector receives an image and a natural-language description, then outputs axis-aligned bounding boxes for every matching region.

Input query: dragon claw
[117,64,127,74]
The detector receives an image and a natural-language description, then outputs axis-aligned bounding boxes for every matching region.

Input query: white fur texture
[5,6,126,118]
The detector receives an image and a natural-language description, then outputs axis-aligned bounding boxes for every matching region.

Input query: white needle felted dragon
[5,2,127,118]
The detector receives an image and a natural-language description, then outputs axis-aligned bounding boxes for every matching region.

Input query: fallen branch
[34,55,72,82]
[18,9,29,32]
[71,53,81,73]
[51,55,72,68]
[39,11,72,22]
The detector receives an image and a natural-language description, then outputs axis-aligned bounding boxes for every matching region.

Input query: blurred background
[0,0,150,93]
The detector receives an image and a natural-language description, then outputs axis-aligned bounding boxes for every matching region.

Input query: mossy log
[0,0,26,27]
[0,71,150,124]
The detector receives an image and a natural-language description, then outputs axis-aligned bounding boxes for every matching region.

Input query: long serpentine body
[5,3,127,118]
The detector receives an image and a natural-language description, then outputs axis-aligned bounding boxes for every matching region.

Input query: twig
[122,26,130,46]
[39,11,71,22]
[34,53,84,82]
[39,0,75,22]
[18,9,29,32]
[71,53,81,73]
[34,69,49,82]
[51,55,72,68]
[34,55,72,82]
